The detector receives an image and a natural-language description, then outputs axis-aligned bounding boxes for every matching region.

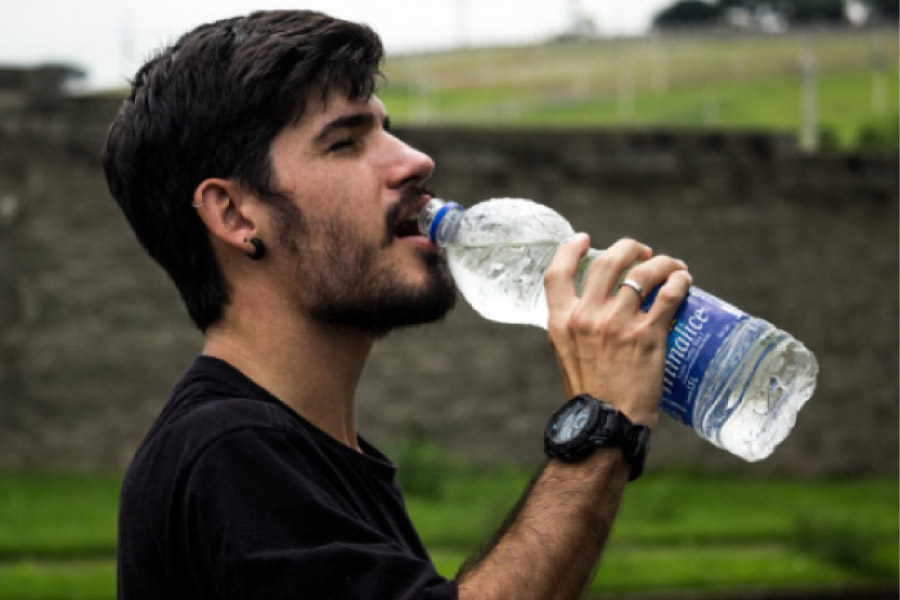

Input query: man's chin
[370,268,458,338]
[311,264,457,339]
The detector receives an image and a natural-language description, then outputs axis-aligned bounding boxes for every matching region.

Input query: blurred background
[0,1,897,598]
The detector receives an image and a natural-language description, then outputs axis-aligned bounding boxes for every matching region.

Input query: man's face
[264,91,456,336]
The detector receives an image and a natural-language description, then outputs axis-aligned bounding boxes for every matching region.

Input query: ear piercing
[245,237,266,260]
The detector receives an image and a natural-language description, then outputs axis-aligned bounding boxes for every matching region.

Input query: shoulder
[167,395,293,449]
[176,395,291,435]
[125,395,312,492]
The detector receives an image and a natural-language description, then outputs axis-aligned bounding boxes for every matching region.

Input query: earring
[245,237,266,260]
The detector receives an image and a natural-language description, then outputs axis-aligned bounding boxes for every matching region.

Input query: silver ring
[619,278,645,300]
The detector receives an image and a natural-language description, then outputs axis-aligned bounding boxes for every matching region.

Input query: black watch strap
[544,395,650,481]
[615,414,650,482]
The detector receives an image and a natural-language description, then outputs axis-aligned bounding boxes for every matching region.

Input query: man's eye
[328,139,357,152]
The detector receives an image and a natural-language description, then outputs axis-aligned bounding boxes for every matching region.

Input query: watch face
[551,400,593,444]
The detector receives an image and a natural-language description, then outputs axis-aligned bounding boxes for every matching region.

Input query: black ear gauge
[245,237,266,260]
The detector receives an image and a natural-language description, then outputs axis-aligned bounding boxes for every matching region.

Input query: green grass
[430,544,894,596]
[0,472,119,559]
[395,460,899,595]
[592,545,874,595]
[380,28,900,149]
[0,464,896,599]
[510,70,898,146]
[0,472,120,599]
[0,561,115,600]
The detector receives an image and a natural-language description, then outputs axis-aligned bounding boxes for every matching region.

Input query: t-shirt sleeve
[179,427,458,600]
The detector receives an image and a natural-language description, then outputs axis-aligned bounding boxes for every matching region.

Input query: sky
[0,0,672,90]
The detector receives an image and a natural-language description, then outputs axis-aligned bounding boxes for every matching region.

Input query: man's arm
[456,235,691,600]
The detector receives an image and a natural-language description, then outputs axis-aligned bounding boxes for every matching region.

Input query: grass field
[0,460,896,599]
[379,28,899,149]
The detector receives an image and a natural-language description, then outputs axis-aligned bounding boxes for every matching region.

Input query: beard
[271,193,457,338]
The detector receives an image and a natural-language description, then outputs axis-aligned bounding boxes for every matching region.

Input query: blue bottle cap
[428,201,461,245]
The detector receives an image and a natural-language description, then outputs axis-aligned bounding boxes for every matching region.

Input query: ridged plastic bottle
[419,197,818,462]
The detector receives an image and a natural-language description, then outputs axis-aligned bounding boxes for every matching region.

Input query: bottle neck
[418,199,463,246]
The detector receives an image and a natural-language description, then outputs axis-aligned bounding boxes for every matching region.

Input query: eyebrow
[313,112,390,143]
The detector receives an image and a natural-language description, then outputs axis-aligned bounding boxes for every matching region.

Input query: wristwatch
[544,394,650,481]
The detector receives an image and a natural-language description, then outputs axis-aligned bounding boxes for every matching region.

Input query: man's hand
[456,235,691,600]
[545,235,692,428]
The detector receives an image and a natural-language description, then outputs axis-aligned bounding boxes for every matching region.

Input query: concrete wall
[0,91,896,475]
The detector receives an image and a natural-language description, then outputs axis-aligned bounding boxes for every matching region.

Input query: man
[103,10,691,600]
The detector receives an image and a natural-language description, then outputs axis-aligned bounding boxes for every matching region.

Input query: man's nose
[384,134,435,189]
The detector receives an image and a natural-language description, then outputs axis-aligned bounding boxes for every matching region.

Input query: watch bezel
[544,395,614,461]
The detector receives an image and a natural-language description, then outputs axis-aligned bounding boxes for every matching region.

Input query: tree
[653,0,886,28]
[784,0,845,24]
[869,0,900,20]
[652,0,724,28]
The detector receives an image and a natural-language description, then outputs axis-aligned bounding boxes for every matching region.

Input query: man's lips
[399,193,431,229]
[388,191,432,240]
[399,234,439,251]
[394,219,438,251]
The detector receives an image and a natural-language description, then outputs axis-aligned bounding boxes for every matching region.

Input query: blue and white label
[642,287,748,426]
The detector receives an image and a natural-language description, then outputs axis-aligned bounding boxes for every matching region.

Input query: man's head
[103,10,454,334]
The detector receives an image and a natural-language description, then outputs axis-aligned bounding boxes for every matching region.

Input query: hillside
[380,28,899,148]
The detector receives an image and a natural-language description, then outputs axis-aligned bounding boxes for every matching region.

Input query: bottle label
[642,287,748,426]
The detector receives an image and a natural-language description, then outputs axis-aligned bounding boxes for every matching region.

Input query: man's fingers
[580,238,652,305]
[612,255,688,308]
[545,234,592,395]
[545,233,590,313]
[645,269,693,327]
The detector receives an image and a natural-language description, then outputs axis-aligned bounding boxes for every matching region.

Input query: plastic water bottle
[419,197,818,462]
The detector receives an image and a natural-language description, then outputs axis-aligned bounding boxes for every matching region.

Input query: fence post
[617,51,635,124]
[799,37,819,153]
[871,37,888,116]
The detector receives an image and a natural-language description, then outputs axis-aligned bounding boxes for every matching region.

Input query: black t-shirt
[118,356,458,600]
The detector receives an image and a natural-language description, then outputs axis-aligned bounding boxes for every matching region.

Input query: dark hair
[102,10,384,330]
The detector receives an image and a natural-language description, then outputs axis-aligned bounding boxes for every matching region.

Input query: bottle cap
[426,201,462,245]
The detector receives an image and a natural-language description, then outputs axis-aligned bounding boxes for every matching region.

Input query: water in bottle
[418,197,818,462]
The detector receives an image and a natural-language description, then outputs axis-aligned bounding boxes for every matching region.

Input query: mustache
[382,184,435,245]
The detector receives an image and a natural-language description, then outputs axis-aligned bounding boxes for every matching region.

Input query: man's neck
[202,304,373,452]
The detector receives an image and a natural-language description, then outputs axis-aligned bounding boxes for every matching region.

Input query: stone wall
[0,91,896,475]
[368,127,899,476]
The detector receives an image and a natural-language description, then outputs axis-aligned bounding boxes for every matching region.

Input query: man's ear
[192,178,262,257]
